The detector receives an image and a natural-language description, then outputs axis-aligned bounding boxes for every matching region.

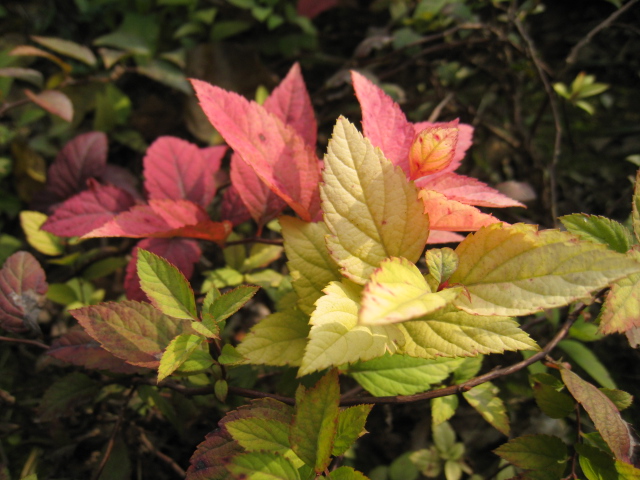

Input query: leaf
[241,243,284,272]
[71,300,194,368]
[281,216,341,315]
[236,308,310,367]
[220,184,253,226]
[419,190,499,232]
[158,334,204,382]
[31,35,97,65]
[209,285,259,322]
[348,353,463,396]
[143,136,224,209]
[137,59,192,94]
[398,306,538,359]
[599,388,633,411]
[633,170,640,242]
[45,131,108,201]
[450,223,640,316]
[321,117,430,284]
[494,434,568,479]
[332,404,373,457]
[137,249,197,320]
[191,79,321,221]
[529,373,575,419]
[38,372,100,422]
[558,339,616,388]
[351,71,415,176]
[598,249,640,334]
[42,181,136,237]
[20,211,64,255]
[290,370,340,472]
[431,395,459,426]
[225,452,301,480]
[0,67,43,88]
[560,214,632,254]
[300,280,404,376]
[226,417,301,467]
[24,89,73,122]
[328,466,370,480]
[426,247,458,286]
[409,123,458,179]
[462,382,510,435]
[187,429,243,480]
[413,122,474,175]
[560,366,633,463]
[359,257,461,326]
[10,45,71,72]
[0,251,47,334]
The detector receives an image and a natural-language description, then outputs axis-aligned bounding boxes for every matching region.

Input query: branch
[0,336,49,350]
[138,429,186,478]
[225,237,283,247]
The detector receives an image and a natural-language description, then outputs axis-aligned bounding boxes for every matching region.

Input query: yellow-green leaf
[426,247,459,286]
[359,256,460,326]
[20,211,64,256]
[157,334,203,382]
[633,170,640,242]
[321,117,429,284]
[462,382,510,435]
[450,223,640,316]
[598,249,640,335]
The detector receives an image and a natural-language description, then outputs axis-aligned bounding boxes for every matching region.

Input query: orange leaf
[409,125,458,180]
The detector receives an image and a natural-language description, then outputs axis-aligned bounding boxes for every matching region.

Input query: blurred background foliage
[1,0,640,479]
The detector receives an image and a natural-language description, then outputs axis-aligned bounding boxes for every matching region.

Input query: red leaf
[186,429,242,480]
[296,0,338,18]
[100,164,143,201]
[416,173,525,208]
[419,189,500,231]
[45,131,108,201]
[264,63,317,147]
[427,230,466,244]
[220,185,253,227]
[191,79,321,222]
[124,238,201,302]
[48,327,147,374]
[0,251,47,334]
[352,71,416,176]
[144,136,225,209]
[414,121,474,174]
[24,89,73,122]
[71,300,194,368]
[42,180,137,237]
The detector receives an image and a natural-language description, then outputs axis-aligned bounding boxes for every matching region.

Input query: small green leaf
[599,388,633,411]
[209,285,259,322]
[452,356,483,384]
[0,234,21,265]
[82,256,128,280]
[31,35,97,65]
[20,211,64,256]
[494,434,568,479]
[218,344,246,366]
[462,382,509,435]
[426,247,459,286]
[214,379,228,403]
[433,421,456,453]
[329,467,371,479]
[158,334,203,382]
[389,452,419,480]
[225,452,301,480]
[576,443,618,480]
[530,373,575,419]
[558,340,616,388]
[38,372,100,421]
[332,404,373,457]
[431,395,459,426]
[176,348,214,374]
[202,266,244,290]
[410,448,442,478]
[240,243,284,272]
[137,249,197,320]
[560,214,632,254]
[190,319,219,339]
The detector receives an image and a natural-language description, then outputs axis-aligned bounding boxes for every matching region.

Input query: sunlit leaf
[20,211,64,255]
[462,382,510,435]
[158,334,203,382]
[560,214,632,254]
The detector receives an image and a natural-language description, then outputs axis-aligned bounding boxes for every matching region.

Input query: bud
[409,126,458,180]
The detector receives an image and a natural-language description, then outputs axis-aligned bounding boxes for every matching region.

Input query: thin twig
[138,429,186,478]
[427,92,455,123]
[0,98,30,117]
[0,336,49,350]
[224,237,283,247]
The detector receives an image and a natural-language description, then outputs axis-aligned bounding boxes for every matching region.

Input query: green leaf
[431,395,459,426]
[389,453,419,480]
[493,434,568,479]
[158,334,203,382]
[241,243,284,272]
[599,388,633,411]
[137,249,197,320]
[426,247,459,286]
[82,256,128,280]
[209,285,259,323]
[462,382,510,435]
[214,379,228,403]
[328,466,371,480]
[348,354,463,397]
[300,281,404,376]
[451,223,640,316]
[576,443,618,480]
[398,306,539,359]
[558,339,616,388]
[176,348,214,374]
[20,211,64,256]
[597,249,640,335]
[321,117,430,284]
[359,257,461,325]
[281,216,341,315]
[332,404,373,457]
[560,214,632,254]
[236,308,310,367]
[0,234,21,265]
[203,266,244,290]
[31,35,97,65]
[225,452,301,480]
[615,460,640,478]
[410,448,442,478]
[633,170,640,242]
[560,367,633,463]
[218,344,246,365]
[290,370,340,473]
[433,421,456,453]
[38,372,100,421]
[452,356,483,383]
[529,373,575,419]
[190,319,219,339]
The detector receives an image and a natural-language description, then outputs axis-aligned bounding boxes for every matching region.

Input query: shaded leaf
[0,67,43,88]
[431,395,459,426]
[494,434,568,479]
[24,89,73,122]
[462,382,510,435]
[31,35,97,65]
[558,339,616,388]
[186,429,242,480]
[426,247,458,286]
[529,373,575,419]
[413,122,474,175]
[560,214,632,254]
[220,185,253,226]
[576,443,618,480]
[38,372,100,422]
[10,45,71,72]
[599,388,633,411]
[598,249,640,334]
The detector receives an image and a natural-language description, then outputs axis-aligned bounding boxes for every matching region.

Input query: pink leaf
[419,189,500,231]
[48,327,147,374]
[46,131,108,201]
[124,238,201,302]
[24,89,73,122]
[352,71,415,176]
[427,230,466,244]
[42,180,137,237]
[416,173,525,208]
[0,251,47,334]
[100,164,143,201]
[220,185,253,226]
[144,137,225,208]
[414,121,474,174]
[409,123,458,180]
[264,63,317,147]
[296,0,338,18]
[191,79,321,222]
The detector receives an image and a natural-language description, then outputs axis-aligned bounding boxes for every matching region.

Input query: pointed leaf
[576,443,619,480]
[560,366,633,463]
[599,388,633,411]
[210,285,259,322]
[462,382,510,435]
[42,181,136,237]
[225,452,300,480]
[332,404,373,457]
[236,308,310,367]
[413,121,474,174]
[359,257,460,326]
[300,281,404,376]
[137,249,197,320]
[38,372,100,422]
[31,35,97,65]
[24,89,73,122]
[20,211,64,255]
[191,79,321,221]
[409,124,458,180]
[158,334,203,382]
[281,216,341,314]
[419,190,499,232]
[558,339,616,388]
[220,184,253,226]
[187,429,242,480]
[241,243,284,272]
[0,251,47,334]
[560,214,632,254]
[321,117,430,284]
[352,71,415,176]
[598,249,640,334]
[450,223,640,316]
[431,395,459,426]
[398,306,539,358]
[348,354,463,396]
[529,373,575,419]
[426,247,458,286]
[144,136,223,209]
[328,467,370,480]
[71,300,193,368]
[290,370,340,472]
[494,435,568,478]
[10,44,71,72]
